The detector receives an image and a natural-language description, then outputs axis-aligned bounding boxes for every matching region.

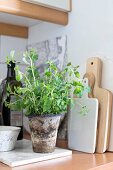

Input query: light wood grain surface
[0,0,68,25]
[0,22,28,38]
[86,57,113,153]
[1,149,113,170]
[0,132,113,170]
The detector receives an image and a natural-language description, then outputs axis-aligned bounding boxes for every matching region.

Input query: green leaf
[14,66,23,81]
[51,63,57,71]
[29,49,38,62]
[64,68,68,72]
[74,87,82,94]
[67,62,71,66]
[72,81,84,87]
[5,48,87,116]
[6,50,15,64]
[43,97,51,113]
[74,65,79,70]
[45,71,52,77]
[74,71,80,78]
[7,84,11,93]
[6,56,10,65]
[16,71,23,81]
[10,50,15,60]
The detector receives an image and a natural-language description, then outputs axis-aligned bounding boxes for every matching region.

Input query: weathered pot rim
[27,113,64,119]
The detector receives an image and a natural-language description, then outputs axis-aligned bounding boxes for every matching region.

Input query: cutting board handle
[86,57,102,86]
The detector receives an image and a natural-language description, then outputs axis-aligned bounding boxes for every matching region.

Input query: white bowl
[0,126,20,152]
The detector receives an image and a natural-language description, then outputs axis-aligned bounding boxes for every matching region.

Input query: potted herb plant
[6,49,85,153]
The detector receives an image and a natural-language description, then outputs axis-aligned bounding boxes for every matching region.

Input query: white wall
[28,0,113,76]
[1,1,113,80]
[0,36,27,80]
[28,0,113,151]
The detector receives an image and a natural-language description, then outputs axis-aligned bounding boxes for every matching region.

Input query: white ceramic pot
[0,126,20,152]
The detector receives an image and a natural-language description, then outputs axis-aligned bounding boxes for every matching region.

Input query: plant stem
[29,55,36,85]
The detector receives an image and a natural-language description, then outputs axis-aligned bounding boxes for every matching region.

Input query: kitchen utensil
[86,57,112,153]
[97,58,113,152]
[68,78,98,153]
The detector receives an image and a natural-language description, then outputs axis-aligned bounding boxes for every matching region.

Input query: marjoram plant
[6,49,87,116]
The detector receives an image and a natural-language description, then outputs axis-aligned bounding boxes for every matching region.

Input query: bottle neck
[7,61,16,79]
[7,66,16,79]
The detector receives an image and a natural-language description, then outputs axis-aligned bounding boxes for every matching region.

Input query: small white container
[0,126,20,152]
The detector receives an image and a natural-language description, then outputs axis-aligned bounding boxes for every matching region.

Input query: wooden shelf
[0,0,68,26]
[0,22,28,38]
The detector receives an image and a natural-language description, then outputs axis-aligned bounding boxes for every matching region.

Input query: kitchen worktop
[1,132,113,170]
[1,150,113,170]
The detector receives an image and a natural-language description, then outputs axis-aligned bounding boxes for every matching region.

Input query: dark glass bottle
[2,61,23,140]
[0,84,3,125]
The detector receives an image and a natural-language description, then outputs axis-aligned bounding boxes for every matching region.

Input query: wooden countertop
[1,132,113,170]
[1,150,113,170]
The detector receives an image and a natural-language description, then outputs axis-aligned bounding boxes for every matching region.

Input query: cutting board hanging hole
[83,78,88,86]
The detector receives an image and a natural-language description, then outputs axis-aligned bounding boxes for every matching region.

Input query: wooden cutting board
[68,78,98,153]
[86,57,112,153]
[97,58,113,152]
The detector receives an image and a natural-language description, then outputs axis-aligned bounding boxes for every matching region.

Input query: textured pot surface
[29,114,61,153]
[0,126,20,152]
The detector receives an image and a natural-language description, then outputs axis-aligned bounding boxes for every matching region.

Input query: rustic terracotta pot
[28,114,61,153]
